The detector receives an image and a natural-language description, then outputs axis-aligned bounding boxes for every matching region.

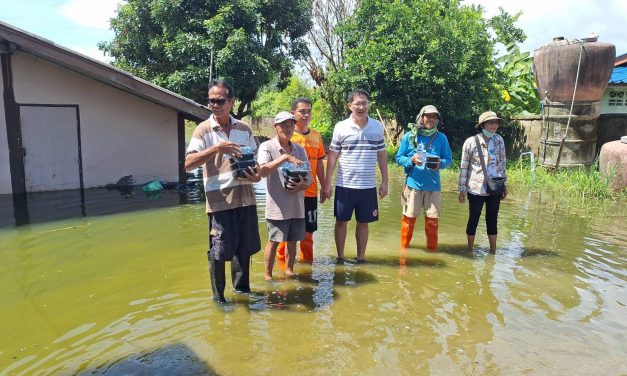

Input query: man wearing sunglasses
[185,79,262,303]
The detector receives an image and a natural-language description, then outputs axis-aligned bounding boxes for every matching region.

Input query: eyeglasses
[351,101,369,108]
[209,98,228,106]
[297,109,312,114]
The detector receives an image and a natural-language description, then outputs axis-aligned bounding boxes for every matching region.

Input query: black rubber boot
[209,255,227,303]
[231,254,251,293]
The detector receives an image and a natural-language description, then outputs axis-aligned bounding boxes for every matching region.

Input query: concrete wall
[514,114,627,160]
[5,51,180,193]
[598,114,627,146]
[0,60,11,194]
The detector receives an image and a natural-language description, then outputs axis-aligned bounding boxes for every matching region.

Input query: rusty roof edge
[0,21,210,121]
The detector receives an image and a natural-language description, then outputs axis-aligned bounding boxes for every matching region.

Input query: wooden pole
[376,109,393,145]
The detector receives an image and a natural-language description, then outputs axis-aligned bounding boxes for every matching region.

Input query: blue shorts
[334,186,379,223]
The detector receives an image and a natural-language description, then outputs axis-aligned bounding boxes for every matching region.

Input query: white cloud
[69,45,112,63]
[59,0,124,30]
[465,0,627,54]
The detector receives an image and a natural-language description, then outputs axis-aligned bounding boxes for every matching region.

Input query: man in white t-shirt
[323,89,388,263]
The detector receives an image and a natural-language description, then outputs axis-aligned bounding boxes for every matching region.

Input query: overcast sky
[1,0,625,62]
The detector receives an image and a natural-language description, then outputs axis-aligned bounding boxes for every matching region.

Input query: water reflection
[0,173,626,374]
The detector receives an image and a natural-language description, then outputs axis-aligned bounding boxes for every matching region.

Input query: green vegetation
[323,0,526,147]
[506,163,627,202]
[253,76,336,141]
[101,0,312,118]
[436,161,627,204]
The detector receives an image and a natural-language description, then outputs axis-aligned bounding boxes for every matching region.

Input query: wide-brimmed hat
[416,104,440,121]
[274,111,296,125]
[475,111,503,128]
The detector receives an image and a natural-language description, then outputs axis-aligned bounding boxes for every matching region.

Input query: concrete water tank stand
[599,140,627,191]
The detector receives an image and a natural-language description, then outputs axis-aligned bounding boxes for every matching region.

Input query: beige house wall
[600,85,627,114]
[8,51,180,191]
[0,63,10,194]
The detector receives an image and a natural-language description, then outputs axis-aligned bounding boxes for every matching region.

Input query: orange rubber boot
[276,242,286,262]
[400,215,416,248]
[425,217,439,251]
[299,232,314,263]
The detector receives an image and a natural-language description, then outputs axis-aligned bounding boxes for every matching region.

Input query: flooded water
[1,174,626,375]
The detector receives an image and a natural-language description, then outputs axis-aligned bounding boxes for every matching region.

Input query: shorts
[267,218,306,242]
[209,205,261,261]
[401,186,440,218]
[304,196,318,233]
[334,186,378,223]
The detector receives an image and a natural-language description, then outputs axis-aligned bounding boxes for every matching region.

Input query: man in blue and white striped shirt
[323,89,388,264]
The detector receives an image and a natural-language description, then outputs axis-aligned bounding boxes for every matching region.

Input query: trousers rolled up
[465,192,501,236]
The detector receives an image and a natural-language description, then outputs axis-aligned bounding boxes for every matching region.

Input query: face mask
[482,128,495,138]
[418,126,437,137]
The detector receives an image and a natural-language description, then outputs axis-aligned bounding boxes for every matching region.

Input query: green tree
[252,76,316,117]
[252,75,335,140]
[100,0,312,118]
[331,0,524,145]
[494,43,540,116]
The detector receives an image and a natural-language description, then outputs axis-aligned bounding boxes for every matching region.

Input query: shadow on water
[223,263,381,312]
[230,286,326,312]
[429,244,561,259]
[77,343,218,376]
[360,253,448,268]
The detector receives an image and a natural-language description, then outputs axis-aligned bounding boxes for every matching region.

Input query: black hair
[348,89,370,103]
[291,97,313,111]
[208,79,234,99]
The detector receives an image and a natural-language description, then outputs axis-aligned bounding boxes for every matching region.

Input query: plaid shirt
[458,133,506,195]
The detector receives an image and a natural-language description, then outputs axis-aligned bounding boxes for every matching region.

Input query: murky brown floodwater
[1,173,626,375]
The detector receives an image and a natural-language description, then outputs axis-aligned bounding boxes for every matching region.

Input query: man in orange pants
[276,98,327,263]
[395,105,452,251]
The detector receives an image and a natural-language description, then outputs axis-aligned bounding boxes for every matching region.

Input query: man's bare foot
[285,269,296,277]
[264,274,273,281]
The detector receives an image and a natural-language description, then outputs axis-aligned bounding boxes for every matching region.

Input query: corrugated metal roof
[610,66,627,83]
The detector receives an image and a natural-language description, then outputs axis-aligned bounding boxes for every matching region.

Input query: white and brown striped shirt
[186,115,257,213]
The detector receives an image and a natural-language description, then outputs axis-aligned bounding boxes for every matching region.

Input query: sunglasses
[209,98,228,106]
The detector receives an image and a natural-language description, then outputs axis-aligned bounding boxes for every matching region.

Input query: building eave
[0,21,210,122]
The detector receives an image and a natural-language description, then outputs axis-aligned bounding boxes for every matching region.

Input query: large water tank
[534,37,615,102]
[533,37,615,168]
[539,102,599,168]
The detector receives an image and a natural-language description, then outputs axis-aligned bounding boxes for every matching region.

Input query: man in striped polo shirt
[185,79,262,303]
[323,89,389,263]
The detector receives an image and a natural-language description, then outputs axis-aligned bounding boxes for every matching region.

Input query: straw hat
[475,111,503,128]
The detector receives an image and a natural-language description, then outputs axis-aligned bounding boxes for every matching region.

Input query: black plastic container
[231,147,257,178]
[425,155,440,170]
[279,162,309,189]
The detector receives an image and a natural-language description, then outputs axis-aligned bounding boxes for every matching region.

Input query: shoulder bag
[474,135,506,196]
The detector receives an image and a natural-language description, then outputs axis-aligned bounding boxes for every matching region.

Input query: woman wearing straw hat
[458,111,507,253]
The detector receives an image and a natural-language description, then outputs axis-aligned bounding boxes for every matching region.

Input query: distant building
[600,53,627,114]
[0,21,210,195]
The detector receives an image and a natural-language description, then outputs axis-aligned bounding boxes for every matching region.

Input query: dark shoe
[231,254,251,293]
[355,259,366,264]
[209,255,227,303]
[336,257,345,265]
